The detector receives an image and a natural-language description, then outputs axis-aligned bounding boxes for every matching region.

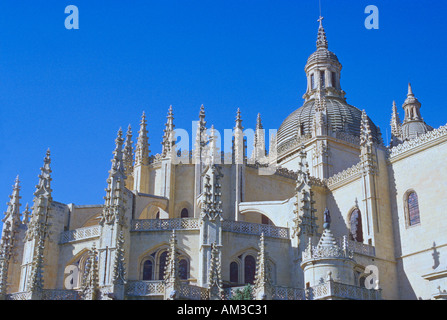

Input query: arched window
[142,260,153,280]
[181,208,189,219]
[158,251,168,280]
[179,259,188,280]
[230,262,239,283]
[349,208,363,242]
[331,72,337,88]
[320,70,325,88]
[407,191,421,226]
[155,211,160,220]
[244,255,256,285]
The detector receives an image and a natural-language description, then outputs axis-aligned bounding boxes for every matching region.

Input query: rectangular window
[331,72,337,88]
[320,71,325,88]
[311,74,315,89]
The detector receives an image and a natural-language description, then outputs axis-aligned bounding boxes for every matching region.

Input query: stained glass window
[230,262,239,283]
[244,255,256,284]
[407,192,420,226]
[349,209,363,242]
[142,260,153,280]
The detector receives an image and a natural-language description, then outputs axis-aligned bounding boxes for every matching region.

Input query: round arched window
[407,191,420,226]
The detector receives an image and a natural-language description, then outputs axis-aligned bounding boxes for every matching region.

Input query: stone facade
[0,18,446,301]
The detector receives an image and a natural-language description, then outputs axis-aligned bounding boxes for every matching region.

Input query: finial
[316,16,328,50]
[235,108,243,129]
[408,83,413,96]
[256,113,263,130]
[318,16,324,26]
[199,104,206,128]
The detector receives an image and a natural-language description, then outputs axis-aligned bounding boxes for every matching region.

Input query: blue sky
[1,0,446,219]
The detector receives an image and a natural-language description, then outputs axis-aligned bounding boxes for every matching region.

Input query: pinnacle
[316,16,328,50]
[408,83,413,96]
[256,113,263,130]
[235,108,243,129]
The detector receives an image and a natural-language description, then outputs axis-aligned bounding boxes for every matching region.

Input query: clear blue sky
[1,0,446,220]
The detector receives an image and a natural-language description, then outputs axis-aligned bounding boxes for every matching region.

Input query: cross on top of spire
[318,16,324,26]
[316,16,328,50]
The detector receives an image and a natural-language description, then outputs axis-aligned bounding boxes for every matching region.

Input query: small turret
[401,83,433,141]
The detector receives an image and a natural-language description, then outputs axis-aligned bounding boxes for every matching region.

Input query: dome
[306,49,341,70]
[277,97,382,152]
[277,18,382,153]
[401,120,433,140]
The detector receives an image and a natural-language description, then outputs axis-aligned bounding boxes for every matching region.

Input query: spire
[122,124,134,178]
[360,110,376,173]
[316,16,328,50]
[110,128,126,179]
[164,230,180,287]
[194,105,208,161]
[27,235,45,292]
[3,175,22,224]
[293,145,318,239]
[391,101,401,133]
[256,113,263,130]
[22,203,30,225]
[254,233,273,299]
[208,242,223,300]
[235,108,243,130]
[252,114,266,164]
[390,101,402,146]
[296,145,310,186]
[101,128,127,225]
[26,149,53,241]
[234,109,245,164]
[360,110,373,148]
[135,112,150,166]
[201,165,223,221]
[112,231,126,285]
[268,133,277,166]
[34,149,52,199]
[207,125,220,165]
[162,105,176,158]
[408,82,414,96]
[199,104,206,129]
[81,243,100,300]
